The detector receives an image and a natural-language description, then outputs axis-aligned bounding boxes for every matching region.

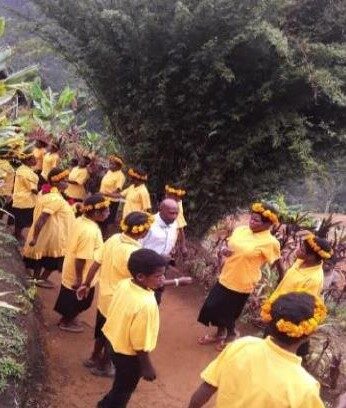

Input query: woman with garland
[12,149,39,242]
[65,155,91,202]
[54,193,109,333]
[22,167,75,288]
[197,202,281,350]
[41,141,60,181]
[165,184,188,256]
[120,167,151,218]
[99,155,126,237]
[189,291,326,407]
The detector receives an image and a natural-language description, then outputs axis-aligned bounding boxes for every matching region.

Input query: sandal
[198,334,226,345]
[90,366,115,378]
[215,331,240,351]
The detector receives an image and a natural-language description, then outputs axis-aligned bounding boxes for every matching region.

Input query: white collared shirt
[140,213,178,256]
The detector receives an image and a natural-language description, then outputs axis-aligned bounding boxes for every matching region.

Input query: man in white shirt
[141,198,180,304]
[141,198,179,257]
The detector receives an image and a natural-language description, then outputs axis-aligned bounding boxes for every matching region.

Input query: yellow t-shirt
[23,191,75,259]
[201,336,324,408]
[41,152,59,180]
[177,200,187,229]
[271,259,324,298]
[219,226,280,293]
[121,183,151,218]
[61,215,103,290]
[99,169,126,202]
[103,278,159,356]
[95,233,141,317]
[33,147,46,171]
[65,166,90,200]
[12,164,39,209]
[0,159,15,196]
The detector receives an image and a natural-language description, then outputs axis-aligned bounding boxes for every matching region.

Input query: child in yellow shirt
[22,167,75,288]
[98,248,167,408]
[12,150,39,242]
[41,142,60,180]
[121,167,151,218]
[77,211,154,376]
[165,184,188,256]
[189,291,327,408]
[273,234,332,298]
[54,193,109,333]
[99,155,126,237]
[198,202,281,349]
[65,155,91,201]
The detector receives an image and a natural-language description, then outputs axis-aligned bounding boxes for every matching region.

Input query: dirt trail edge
[38,276,217,408]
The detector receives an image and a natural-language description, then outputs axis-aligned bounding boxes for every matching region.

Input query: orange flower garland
[251,202,279,225]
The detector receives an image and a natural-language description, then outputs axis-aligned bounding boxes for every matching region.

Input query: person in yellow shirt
[269,234,333,357]
[77,211,153,376]
[189,291,327,408]
[54,193,109,333]
[22,167,75,288]
[41,141,60,180]
[165,184,188,256]
[198,202,281,349]
[0,152,15,226]
[99,155,126,237]
[120,167,151,218]
[12,150,39,242]
[65,155,91,202]
[98,248,167,408]
[272,234,332,298]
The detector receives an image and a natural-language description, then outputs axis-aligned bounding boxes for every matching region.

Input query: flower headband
[128,168,147,181]
[261,290,327,338]
[251,202,279,225]
[120,213,154,235]
[82,199,111,213]
[165,185,186,198]
[305,234,333,260]
[50,169,69,183]
[109,155,124,166]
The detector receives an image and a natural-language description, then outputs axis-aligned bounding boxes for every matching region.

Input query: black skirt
[23,256,64,272]
[54,284,95,320]
[198,281,249,331]
[12,207,34,229]
[94,309,107,340]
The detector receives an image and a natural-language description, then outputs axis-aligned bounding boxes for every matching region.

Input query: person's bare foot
[58,322,84,333]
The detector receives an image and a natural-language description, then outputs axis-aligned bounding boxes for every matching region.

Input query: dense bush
[27,0,346,236]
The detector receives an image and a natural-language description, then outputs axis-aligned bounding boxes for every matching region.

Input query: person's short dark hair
[83,193,105,207]
[69,158,79,167]
[124,211,151,229]
[128,249,167,277]
[268,292,315,345]
[47,167,65,183]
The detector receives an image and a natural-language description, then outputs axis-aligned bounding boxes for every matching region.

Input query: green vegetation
[24,0,346,236]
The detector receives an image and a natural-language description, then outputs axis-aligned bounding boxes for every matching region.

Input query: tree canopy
[26,0,346,236]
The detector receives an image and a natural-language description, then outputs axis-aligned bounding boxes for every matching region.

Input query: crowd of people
[0,135,345,408]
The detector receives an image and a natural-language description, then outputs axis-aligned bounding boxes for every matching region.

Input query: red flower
[41,184,52,194]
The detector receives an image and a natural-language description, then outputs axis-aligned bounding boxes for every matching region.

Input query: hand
[29,238,37,247]
[72,279,83,291]
[178,277,193,286]
[141,365,156,382]
[76,285,90,300]
[181,246,188,258]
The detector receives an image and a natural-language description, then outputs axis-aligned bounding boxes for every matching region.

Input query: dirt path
[38,276,219,408]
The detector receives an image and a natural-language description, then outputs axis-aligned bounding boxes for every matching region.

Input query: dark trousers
[98,351,141,408]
